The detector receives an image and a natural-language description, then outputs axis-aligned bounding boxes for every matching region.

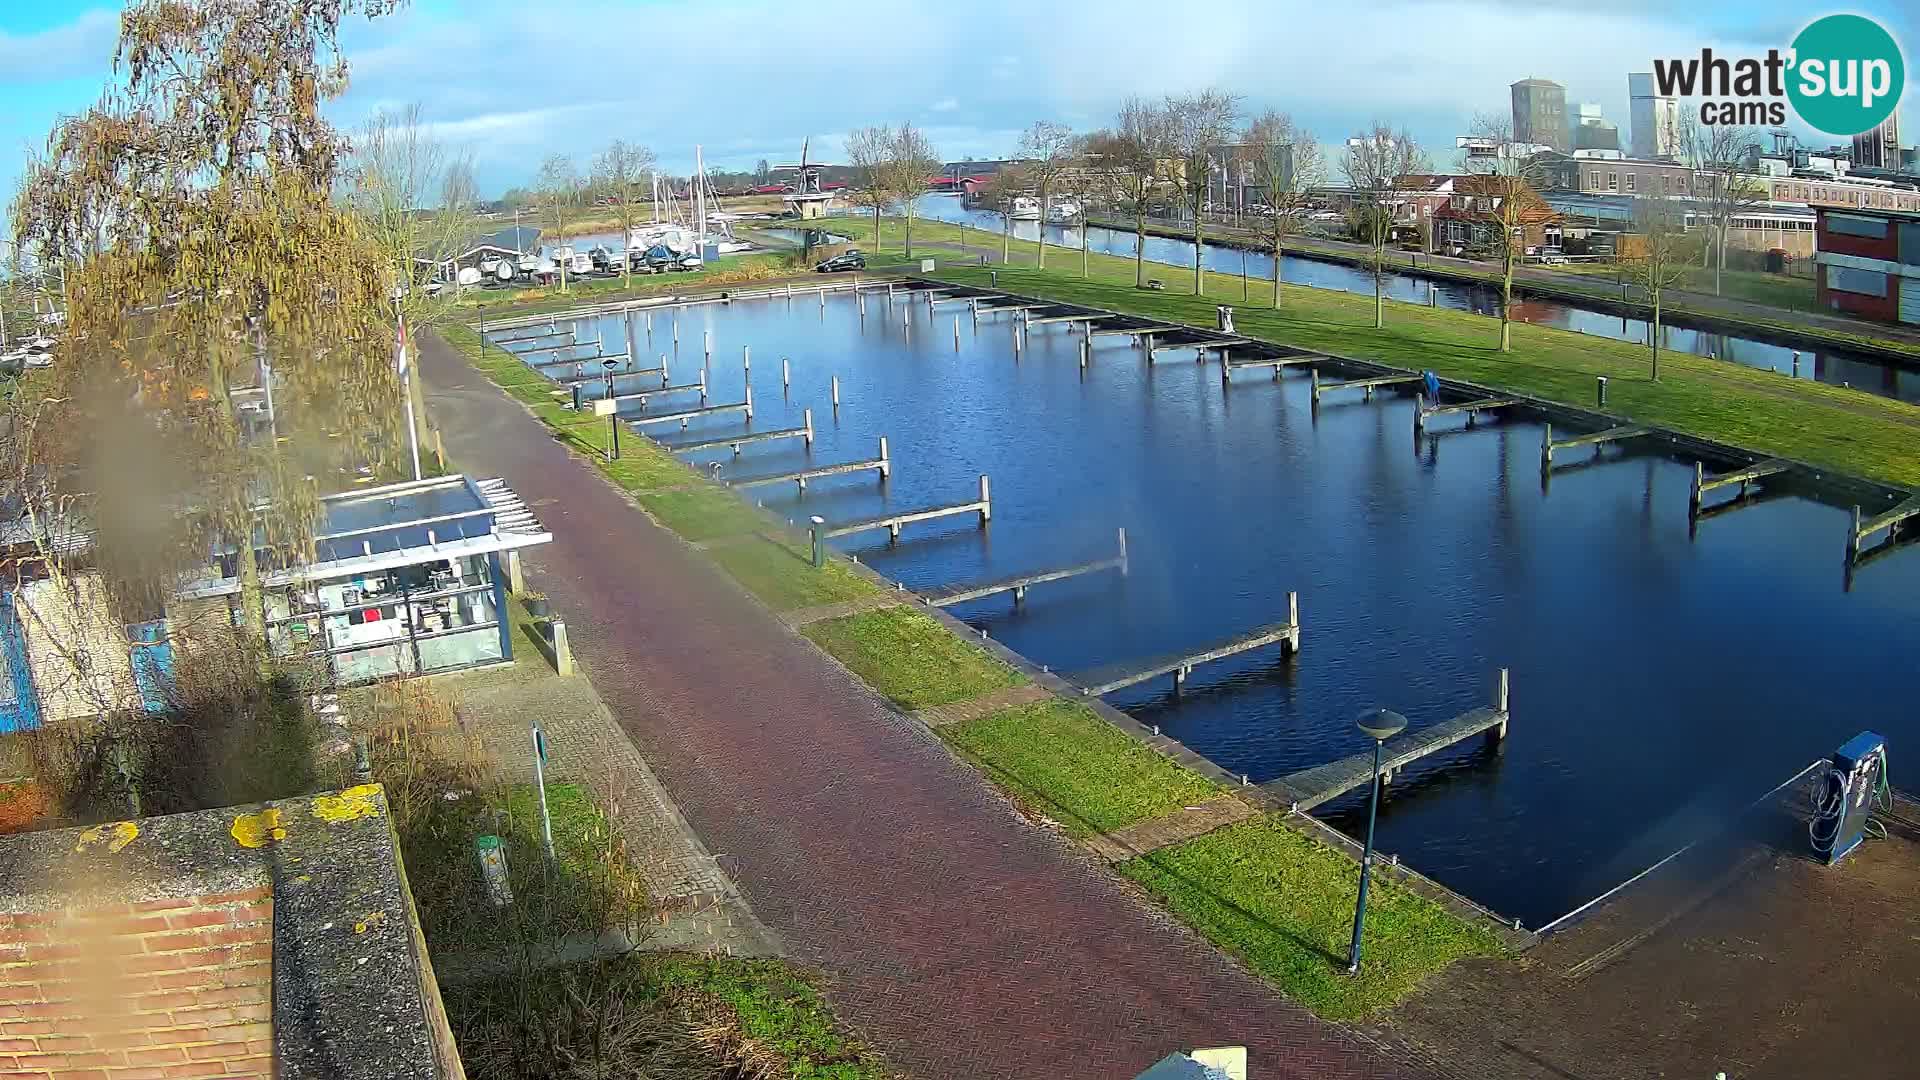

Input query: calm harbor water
[907,194,1920,405]
[494,291,1920,927]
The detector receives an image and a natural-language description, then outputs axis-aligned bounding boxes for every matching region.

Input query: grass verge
[1119,814,1501,1020]
[942,699,1219,836]
[706,534,876,611]
[801,606,1022,710]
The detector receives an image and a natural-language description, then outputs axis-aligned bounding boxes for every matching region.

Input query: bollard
[978,474,992,524]
[832,375,841,408]
[1429,283,1436,307]
[572,384,583,411]
[1792,350,1801,376]
[1596,375,1608,407]
[877,436,891,479]
[803,408,814,447]
[810,516,827,567]
[550,619,575,677]
[991,270,999,287]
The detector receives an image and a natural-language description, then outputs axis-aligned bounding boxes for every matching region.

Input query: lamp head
[1355,708,1408,742]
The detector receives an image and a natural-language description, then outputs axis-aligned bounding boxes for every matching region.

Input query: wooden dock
[629,391,751,428]
[1222,350,1323,383]
[1026,311,1095,327]
[729,439,889,492]
[552,365,666,386]
[1691,459,1792,516]
[492,328,571,345]
[974,302,1048,315]
[1091,323,1179,339]
[1310,370,1423,404]
[605,377,708,408]
[1074,594,1300,697]
[667,411,814,454]
[1539,423,1652,470]
[1264,670,1511,812]
[1848,493,1920,563]
[923,529,1128,608]
[820,476,991,541]
[1413,393,1521,433]
[515,339,601,358]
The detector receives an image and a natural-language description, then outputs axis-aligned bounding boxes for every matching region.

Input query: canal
[506,289,1920,929]
[907,194,1920,405]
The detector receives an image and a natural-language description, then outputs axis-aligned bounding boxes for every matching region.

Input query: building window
[1625,174,1636,193]
[1589,171,1601,190]
[1828,213,1889,238]
[1607,172,1618,191]
[1895,222,1920,255]
[1828,266,1888,296]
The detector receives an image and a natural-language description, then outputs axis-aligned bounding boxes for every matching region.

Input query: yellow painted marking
[231,807,287,848]
[311,784,383,823]
[73,821,139,854]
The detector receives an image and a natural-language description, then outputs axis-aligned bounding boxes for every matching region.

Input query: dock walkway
[820,476,991,541]
[923,531,1127,608]
[1264,672,1511,812]
[1074,596,1299,697]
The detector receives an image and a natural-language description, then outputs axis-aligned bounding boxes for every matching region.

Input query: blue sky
[0,0,1914,210]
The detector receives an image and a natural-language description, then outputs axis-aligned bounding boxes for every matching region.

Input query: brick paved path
[418,331,1431,1080]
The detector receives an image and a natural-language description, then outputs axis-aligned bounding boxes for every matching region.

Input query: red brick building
[1813,206,1920,325]
[1432,175,1564,255]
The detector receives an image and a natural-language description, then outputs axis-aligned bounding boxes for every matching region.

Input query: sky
[0,0,1915,210]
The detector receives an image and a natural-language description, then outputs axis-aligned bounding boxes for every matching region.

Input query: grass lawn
[637,485,771,542]
[452,253,792,314]
[802,606,1023,710]
[818,215,1920,488]
[942,699,1219,836]
[706,534,878,611]
[1120,814,1501,1020]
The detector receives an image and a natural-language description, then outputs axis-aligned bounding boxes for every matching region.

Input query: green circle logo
[1788,14,1905,137]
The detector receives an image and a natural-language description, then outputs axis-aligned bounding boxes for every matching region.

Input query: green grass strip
[706,534,878,611]
[802,607,1022,710]
[1120,814,1500,1020]
[943,698,1220,836]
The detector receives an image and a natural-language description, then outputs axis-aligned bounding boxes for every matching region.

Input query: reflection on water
[907,195,1920,404]
[497,293,1920,926]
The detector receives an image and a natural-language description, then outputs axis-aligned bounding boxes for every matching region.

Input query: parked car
[815,250,866,273]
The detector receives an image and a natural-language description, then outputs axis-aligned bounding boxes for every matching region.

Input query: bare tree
[877,124,939,257]
[343,104,479,322]
[1461,115,1553,352]
[537,154,577,291]
[844,125,893,253]
[1084,97,1173,289]
[1017,121,1077,269]
[1630,192,1701,381]
[1681,111,1765,296]
[1343,123,1428,329]
[975,164,1031,264]
[1242,110,1322,309]
[592,140,656,282]
[1165,89,1241,295]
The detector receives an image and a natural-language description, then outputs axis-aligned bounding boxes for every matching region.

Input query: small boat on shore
[1009,196,1041,221]
[1046,199,1082,224]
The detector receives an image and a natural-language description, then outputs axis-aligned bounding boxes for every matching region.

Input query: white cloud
[930,97,960,113]
[0,9,118,83]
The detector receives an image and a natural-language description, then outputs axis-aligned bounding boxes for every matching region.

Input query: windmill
[773,138,840,219]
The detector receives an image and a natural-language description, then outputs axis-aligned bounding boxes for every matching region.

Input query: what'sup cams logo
[1653,13,1905,136]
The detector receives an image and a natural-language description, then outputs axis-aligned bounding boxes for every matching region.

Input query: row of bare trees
[844,124,941,257]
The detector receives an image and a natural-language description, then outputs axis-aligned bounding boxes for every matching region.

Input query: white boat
[1046,199,1082,224]
[1009,196,1041,221]
[567,252,593,276]
[455,266,484,288]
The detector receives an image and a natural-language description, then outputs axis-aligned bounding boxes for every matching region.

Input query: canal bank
[1077,210,1920,368]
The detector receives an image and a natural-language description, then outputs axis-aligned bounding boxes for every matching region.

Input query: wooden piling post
[1849,505,1863,564]
[978,474,991,524]
[902,304,910,328]
[831,375,841,408]
[954,316,962,348]
[1286,590,1301,653]
[1310,367,1321,404]
[1080,339,1090,369]
[744,384,753,420]
[673,314,679,346]
[646,310,652,337]
[1540,423,1554,472]
[1013,585,1026,607]
[1413,392,1426,435]
[803,408,814,448]
[698,366,708,404]
[661,353,670,384]
[1493,667,1510,740]
[1013,324,1023,354]
[1690,462,1704,517]
[743,345,750,373]
[704,329,712,360]
[782,357,790,390]
[878,436,890,479]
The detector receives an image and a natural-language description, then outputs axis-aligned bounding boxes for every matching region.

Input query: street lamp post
[603,358,620,460]
[1347,707,1408,975]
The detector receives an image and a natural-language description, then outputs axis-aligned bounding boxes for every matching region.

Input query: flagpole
[398,311,423,481]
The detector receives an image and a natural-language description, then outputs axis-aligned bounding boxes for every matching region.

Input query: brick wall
[0,885,273,1080]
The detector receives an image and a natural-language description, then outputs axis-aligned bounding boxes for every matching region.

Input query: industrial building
[1627,73,1680,160]
[1511,78,1569,153]
[1813,205,1920,325]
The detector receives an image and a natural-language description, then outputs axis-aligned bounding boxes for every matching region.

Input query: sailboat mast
[695,145,707,257]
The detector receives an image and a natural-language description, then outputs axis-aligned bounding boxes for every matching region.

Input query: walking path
[417,329,1430,1080]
